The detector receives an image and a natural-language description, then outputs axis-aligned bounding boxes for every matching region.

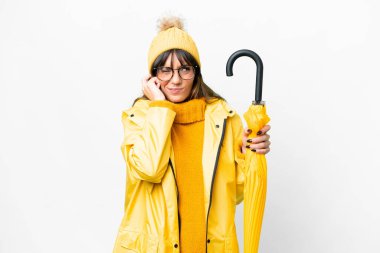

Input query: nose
[171,69,181,84]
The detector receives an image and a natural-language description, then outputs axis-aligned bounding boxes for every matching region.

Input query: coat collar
[124,98,236,119]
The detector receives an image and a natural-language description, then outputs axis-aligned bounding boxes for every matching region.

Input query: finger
[147,77,160,86]
[142,77,150,95]
[242,128,252,146]
[154,78,161,87]
[146,79,156,88]
[142,74,151,83]
[143,78,151,87]
[249,141,270,150]
[242,129,250,151]
[243,127,252,137]
[257,124,271,135]
[142,82,146,92]
[154,78,161,86]
[253,147,270,154]
[142,81,151,95]
[249,134,270,144]
[245,140,269,150]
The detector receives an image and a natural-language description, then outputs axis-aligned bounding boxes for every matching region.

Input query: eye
[180,66,191,72]
[159,67,172,73]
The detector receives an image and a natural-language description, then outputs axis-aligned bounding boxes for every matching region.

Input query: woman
[113,16,271,253]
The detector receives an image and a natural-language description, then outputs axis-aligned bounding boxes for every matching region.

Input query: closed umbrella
[226,49,270,253]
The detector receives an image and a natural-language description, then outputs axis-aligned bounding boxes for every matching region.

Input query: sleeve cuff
[149,100,175,111]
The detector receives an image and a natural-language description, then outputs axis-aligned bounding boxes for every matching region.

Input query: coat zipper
[205,118,227,252]
[169,158,181,246]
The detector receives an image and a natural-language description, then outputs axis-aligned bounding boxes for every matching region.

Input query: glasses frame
[153,65,198,81]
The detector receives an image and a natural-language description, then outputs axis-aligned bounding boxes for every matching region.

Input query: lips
[168,88,183,94]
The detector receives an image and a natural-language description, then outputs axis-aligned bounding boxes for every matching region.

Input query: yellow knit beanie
[147,16,201,72]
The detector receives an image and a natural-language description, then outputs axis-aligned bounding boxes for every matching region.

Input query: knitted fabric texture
[147,27,201,72]
[150,97,207,253]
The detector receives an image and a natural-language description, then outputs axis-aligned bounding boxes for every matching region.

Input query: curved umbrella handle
[226,49,264,104]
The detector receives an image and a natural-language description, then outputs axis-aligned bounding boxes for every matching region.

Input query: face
[157,53,195,103]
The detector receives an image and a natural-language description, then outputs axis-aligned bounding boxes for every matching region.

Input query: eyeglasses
[153,65,197,81]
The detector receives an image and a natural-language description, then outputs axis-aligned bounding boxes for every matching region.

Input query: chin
[167,97,186,103]
[165,93,190,103]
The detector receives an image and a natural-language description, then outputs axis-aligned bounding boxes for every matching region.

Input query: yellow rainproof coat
[113,98,251,253]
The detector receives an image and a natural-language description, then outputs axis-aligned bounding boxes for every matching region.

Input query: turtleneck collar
[170,97,206,124]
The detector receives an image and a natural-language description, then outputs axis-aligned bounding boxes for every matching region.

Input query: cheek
[184,80,194,90]
[160,82,169,89]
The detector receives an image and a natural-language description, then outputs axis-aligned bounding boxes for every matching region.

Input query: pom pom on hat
[147,15,201,72]
[156,15,185,32]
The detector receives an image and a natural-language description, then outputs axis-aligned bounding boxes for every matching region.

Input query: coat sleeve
[121,101,176,183]
[231,113,247,205]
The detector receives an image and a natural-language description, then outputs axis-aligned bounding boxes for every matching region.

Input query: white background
[1,0,380,252]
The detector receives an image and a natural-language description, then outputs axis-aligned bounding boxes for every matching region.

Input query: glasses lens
[179,66,195,80]
[157,67,173,81]
[156,66,195,81]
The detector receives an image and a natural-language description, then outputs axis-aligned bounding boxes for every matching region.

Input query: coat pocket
[207,236,238,253]
[119,229,159,253]
[122,108,146,128]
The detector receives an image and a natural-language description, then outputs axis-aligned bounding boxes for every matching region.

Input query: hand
[241,125,271,155]
[142,74,166,101]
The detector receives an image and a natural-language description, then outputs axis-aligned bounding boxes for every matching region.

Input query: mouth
[168,88,183,94]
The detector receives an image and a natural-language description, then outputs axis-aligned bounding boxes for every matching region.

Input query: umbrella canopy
[226,49,271,253]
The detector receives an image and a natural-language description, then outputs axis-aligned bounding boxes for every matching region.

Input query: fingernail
[247,139,252,143]
[246,145,250,148]
[257,131,262,135]
[247,129,252,133]
[251,149,256,152]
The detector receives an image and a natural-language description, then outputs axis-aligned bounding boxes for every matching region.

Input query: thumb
[244,128,252,136]
[242,128,252,142]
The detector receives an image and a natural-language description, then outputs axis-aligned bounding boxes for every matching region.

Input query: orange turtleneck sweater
[149,97,207,253]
